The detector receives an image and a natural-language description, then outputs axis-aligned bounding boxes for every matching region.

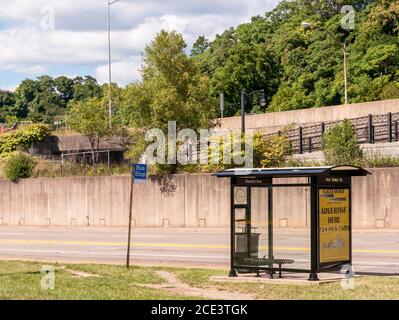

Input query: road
[0,227,398,275]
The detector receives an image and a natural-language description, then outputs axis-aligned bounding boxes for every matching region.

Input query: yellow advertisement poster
[319,189,350,264]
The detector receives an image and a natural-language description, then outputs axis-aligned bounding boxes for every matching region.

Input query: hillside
[192,0,399,116]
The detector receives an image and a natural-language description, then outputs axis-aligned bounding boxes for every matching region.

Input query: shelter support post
[268,186,274,279]
[229,181,237,277]
[309,176,319,281]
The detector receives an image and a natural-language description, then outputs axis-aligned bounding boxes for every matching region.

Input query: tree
[13,79,35,119]
[103,83,133,152]
[101,83,124,122]
[123,30,216,173]
[54,76,75,104]
[193,0,398,113]
[191,36,210,56]
[72,76,102,101]
[0,91,17,123]
[9,75,103,124]
[323,119,363,165]
[66,98,111,163]
[193,18,280,115]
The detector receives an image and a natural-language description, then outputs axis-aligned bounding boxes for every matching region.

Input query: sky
[0,0,279,91]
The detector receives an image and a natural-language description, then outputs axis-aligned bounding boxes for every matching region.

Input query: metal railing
[185,111,399,161]
[265,112,399,154]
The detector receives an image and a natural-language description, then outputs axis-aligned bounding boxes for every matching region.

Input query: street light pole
[343,43,348,105]
[107,0,119,128]
[301,22,349,104]
[240,89,266,134]
[241,91,246,134]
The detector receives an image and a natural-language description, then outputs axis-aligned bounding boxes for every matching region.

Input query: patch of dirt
[137,271,255,300]
[64,269,100,278]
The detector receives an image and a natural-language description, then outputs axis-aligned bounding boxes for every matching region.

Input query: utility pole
[241,91,246,134]
[343,43,348,105]
[301,21,349,105]
[107,0,120,128]
[220,93,225,119]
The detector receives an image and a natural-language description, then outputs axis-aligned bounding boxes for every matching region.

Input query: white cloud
[0,83,18,92]
[0,0,280,86]
[95,57,142,86]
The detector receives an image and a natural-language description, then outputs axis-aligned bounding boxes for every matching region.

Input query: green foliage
[33,161,132,178]
[0,91,17,123]
[193,0,399,114]
[3,1,398,126]
[4,152,37,182]
[14,124,51,148]
[66,98,111,163]
[361,153,399,168]
[191,36,210,56]
[123,30,216,131]
[258,133,293,168]
[9,75,102,125]
[0,124,51,154]
[72,76,103,101]
[122,30,217,173]
[323,119,363,165]
[379,82,399,100]
[201,132,250,172]
[201,131,292,172]
[0,133,19,154]
[193,17,280,115]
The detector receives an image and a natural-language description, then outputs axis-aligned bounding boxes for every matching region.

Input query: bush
[322,119,363,165]
[199,131,292,172]
[4,153,37,182]
[362,153,399,168]
[258,133,292,168]
[14,124,51,148]
[0,124,51,154]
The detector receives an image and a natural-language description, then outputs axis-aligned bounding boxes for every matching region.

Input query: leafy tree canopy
[6,75,103,125]
[193,0,399,115]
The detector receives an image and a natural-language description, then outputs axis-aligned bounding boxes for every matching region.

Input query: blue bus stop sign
[133,164,147,184]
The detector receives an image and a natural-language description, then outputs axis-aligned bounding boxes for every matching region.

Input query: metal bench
[243,257,295,278]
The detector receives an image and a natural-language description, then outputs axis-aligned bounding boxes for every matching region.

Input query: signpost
[133,164,147,184]
[126,163,147,269]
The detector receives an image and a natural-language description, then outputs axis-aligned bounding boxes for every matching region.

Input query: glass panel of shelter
[232,180,311,275]
[233,186,271,271]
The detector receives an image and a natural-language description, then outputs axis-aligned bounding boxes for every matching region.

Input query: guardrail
[267,112,399,154]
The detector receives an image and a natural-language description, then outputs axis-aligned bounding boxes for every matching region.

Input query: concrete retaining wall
[293,141,399,162]
[0,169,398,229]
[218,99,399,134]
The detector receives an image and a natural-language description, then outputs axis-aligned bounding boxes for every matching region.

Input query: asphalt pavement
[0,227,398,275]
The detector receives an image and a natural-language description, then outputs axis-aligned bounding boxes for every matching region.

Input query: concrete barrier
[218,99,399,134]
[0,169,398,229]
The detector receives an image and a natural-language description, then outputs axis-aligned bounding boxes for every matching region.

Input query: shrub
[259,133,292,168]
[0,133,18,154]
[322,119,363,165]
[362,153,399,168]
[0,124,51,154]
[14,124,51,148]
[200,131,292,172]
[4,153,37,182]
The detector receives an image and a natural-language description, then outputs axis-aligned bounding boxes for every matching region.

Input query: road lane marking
[0,239,398,254]
[113,235,166,238]
[0,239,227,248]
[0,248,229,260]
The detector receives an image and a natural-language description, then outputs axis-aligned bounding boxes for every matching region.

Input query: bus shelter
[213,166,370,281]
